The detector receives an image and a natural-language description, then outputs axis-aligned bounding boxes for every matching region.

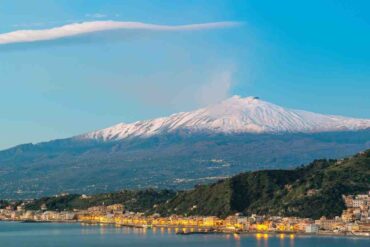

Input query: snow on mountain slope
[80,96,370,141]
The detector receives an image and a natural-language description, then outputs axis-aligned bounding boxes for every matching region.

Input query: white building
[305,224,319,233]
[353,200,365,208]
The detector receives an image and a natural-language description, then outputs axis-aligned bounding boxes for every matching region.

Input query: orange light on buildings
[277,224,286,231]
[256,224,268,231]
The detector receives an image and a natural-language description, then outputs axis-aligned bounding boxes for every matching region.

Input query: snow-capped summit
[80,96,370,141]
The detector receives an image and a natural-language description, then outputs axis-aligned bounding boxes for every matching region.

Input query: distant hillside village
[1,192,369,237]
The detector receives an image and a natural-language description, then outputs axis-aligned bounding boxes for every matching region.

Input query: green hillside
[23,189,175,213]
[2,150,369,220]
[1,130,369,199]
[156,149,370,219]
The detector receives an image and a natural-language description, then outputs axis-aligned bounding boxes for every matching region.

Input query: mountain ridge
[78,96,370,142]
[0,96,369,199]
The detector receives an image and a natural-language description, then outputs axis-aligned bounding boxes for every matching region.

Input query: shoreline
[1,219,369,239]
[177,230,370,239]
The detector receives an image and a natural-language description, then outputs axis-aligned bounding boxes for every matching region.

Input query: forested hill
[2,150,369,220]
[13,189,175,213]
[156,149,370,219]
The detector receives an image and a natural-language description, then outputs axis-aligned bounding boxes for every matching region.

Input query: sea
[0,221,368,247]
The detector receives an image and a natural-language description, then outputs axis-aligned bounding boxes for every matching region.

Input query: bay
[0,221,368,247]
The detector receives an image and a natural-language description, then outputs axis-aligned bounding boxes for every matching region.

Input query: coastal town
[0,192,369,237]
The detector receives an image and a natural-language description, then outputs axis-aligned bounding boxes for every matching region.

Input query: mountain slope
[80,96,370,141]
[0,96,369,199]
[3,150,367,219]
[156,149,370,219]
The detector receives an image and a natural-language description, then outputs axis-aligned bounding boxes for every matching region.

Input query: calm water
[0,221,369,247]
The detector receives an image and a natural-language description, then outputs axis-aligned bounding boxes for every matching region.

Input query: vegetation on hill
[23,189,175,213]
[0,200,10,209]
[0,130,369,199]
[1,150,368,220]
[155,149,370,219]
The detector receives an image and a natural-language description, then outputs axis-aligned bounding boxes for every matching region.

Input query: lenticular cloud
[0,21,240,45]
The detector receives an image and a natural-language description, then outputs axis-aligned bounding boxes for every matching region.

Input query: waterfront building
[202,216,222,227]
[1,191,370,235]
[106,204,124,214]
[305,224,319,233]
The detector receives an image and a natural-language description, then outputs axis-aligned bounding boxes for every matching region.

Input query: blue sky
[0,0,369,149]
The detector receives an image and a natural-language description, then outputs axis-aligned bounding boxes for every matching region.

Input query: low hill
[3,150,369,220]
[1,130,369,199]
[23,189,175,213]
[156,149,370,219]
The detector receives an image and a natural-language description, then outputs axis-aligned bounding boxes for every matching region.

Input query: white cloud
[0,20,240,45]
